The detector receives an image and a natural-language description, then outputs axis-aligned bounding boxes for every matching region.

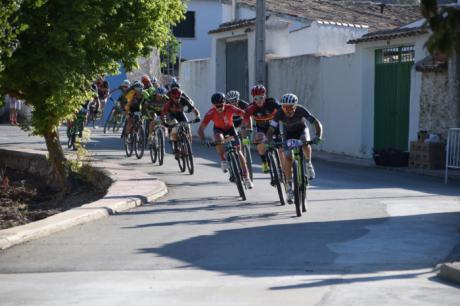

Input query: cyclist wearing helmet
[266,93,323,203]
[143,87,170,144]
[109,79,131,114]
[198,92,253,189]
[92,75,110,114]
[243,84,282,173]
[141,74,157,98]
[162,87,201,158]
[226,90,250,129]
[124,80,146,136]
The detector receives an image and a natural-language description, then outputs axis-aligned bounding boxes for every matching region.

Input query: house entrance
[374,46,414,151]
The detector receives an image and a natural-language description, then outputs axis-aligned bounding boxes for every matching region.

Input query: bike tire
[243,144,253,181]
[229,151,246,201]
[177,141,186,172]
[268,152,286,206]
[135,125,145,159]
[293,160,302,217]
[300,156,308,213]
[149,141,157,164]
[157,127,165,166]
[184,137,194,175]
[124,133,133,157]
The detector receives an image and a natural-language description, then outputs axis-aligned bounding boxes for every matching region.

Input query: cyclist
[93,75,110,113]
[108,79,131,126]
[124,81,145,137]
[266,93,323,203]
[243,84,283,173]
[198,92,253,189]
[143,87,169,144]
[162,87,201,159]
[141,75,157,98]
[226,90,250,130]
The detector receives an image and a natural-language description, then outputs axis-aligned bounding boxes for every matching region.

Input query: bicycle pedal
[270,180,276,187]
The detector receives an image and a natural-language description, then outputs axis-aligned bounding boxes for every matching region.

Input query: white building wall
[179,0,223,60]
[290,22,368,57]
[179,59,214,138]
[268,54,367,157]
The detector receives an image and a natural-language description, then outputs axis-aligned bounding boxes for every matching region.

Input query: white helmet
[226,90,240,101]
[280,93,298,105]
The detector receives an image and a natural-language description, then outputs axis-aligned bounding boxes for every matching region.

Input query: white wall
[268,54,367,157]
[179,0,223,60]
[290,22,368,56]
[179,58,214,138]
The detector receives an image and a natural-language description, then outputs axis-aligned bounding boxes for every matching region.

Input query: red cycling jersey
[201,104,245,131]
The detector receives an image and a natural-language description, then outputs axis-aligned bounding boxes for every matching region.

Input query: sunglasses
[214,103,225,109]
[282,105,296,112]
[253,95,265,102]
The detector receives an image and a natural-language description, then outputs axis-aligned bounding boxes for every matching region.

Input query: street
[0,125,459,305]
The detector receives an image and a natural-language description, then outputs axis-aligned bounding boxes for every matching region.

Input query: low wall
[0,149,112,194]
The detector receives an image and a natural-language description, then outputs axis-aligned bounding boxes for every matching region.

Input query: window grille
[376,46,415,64]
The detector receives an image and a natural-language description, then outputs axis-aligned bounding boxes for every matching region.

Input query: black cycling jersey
[231,99,249,128]
[270,104,317,132]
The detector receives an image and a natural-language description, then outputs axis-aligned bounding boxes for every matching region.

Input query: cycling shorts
[213,126,240,146]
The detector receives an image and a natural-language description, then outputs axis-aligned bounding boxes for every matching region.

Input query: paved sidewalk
[0,148,167,250]
[313,150,460,182]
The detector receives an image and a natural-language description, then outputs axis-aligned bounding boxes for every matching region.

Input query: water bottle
[286,139,303,149]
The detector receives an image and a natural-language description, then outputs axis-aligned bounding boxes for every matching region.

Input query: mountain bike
[124,111,145,159]
[265,142,287,206]
[286,139,313,217]
[67,108,87,150]
[103,97,124,134]
[170,120,197,175]
[208,136,247,201]
[149,116,166,166]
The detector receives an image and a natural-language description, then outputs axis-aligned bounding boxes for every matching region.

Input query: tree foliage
[421,0,460,55]
[0,0,185,188]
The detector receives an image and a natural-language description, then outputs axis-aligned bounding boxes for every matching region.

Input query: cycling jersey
[230,99,249,128]
[243,97,280,130]
[201,104,245,131]
[162,96,196,114]
[124,89,144,113]
[270,104,317,132]
[143,94,169,119]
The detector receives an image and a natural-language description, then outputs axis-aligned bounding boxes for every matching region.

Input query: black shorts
[213,126,240,146]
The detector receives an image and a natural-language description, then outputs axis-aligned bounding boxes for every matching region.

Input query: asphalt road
[0,125,459,305]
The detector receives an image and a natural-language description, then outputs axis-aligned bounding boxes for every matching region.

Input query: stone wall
[419,57,460,141]
[126,49,162,81]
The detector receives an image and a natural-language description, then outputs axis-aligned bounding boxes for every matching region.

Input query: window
[173,11,195,38]
[376,46,415,64]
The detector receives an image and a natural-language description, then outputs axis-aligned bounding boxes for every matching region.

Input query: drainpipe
[255,0,266,85]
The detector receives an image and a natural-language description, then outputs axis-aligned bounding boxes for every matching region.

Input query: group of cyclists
[74,74,323,204]
[198,84,323,203]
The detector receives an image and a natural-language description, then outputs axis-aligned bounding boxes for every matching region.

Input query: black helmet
[211,92,226,104]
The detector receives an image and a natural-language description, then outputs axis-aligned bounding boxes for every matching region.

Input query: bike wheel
[300,157,308,213]
[243,144,253,181]
[124,133,133,157]
[184,137,194,175]
[268,152,286,205]
[176,141,186,172]
[135,125,145,159]
[157,128,165,166]
[292,160,302,217]
[229,151,246,201]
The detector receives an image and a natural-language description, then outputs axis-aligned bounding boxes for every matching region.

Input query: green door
[374,46,414,151]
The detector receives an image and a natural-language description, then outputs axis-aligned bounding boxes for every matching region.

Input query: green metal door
[226,40,249,101]
[374,46,414,151]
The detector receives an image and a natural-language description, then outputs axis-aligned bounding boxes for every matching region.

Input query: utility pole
[255,0,266,85]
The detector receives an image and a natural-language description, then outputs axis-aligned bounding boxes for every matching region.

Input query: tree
[0,0,185,190]
[421,0,460,55]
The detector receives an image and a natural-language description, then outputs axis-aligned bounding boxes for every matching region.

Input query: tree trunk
[43,127,69,192]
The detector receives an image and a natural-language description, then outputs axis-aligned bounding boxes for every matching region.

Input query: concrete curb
[0,150,168,251]
[438,262,460,285]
